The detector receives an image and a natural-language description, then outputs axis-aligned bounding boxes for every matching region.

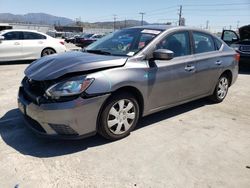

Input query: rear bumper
[18,88,110,139]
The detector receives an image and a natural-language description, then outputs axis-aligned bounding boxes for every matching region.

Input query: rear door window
[214,38,223,50]
[23,32,46,40]
[193,32,216,54]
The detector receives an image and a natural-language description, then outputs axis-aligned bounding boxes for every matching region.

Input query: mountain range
[0,13,149,29]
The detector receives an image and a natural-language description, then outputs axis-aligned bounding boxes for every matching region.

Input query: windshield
[86,28,162,56]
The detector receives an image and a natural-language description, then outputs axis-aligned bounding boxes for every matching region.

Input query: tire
[98,92,140,140]
[209,74,230,103]
[41,48,56,57]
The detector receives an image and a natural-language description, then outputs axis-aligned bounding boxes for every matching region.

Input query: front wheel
[98,93,140,140]
[209,75,230,103]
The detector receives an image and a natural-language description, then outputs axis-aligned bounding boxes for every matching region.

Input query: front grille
[49,124,78,135]
[24,115,46,133]
[21,77,54,105]
[22,77,53,96]
[240,45,250,52]
[20,77,80,104]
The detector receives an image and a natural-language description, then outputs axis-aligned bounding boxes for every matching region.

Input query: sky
[0,0,249,31]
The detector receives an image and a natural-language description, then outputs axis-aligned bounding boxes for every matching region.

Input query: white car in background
[0,29,67,62]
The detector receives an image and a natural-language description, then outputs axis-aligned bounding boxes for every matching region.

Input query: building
[0,23,13,31]
[55,26,83,33]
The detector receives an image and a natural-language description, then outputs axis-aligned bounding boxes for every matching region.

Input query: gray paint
[19,26,238,138]
[25,51,127,80]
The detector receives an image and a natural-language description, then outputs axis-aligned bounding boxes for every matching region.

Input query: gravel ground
[0,64,250,188]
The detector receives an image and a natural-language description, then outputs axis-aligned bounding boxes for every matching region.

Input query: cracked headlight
[46,76,94,98]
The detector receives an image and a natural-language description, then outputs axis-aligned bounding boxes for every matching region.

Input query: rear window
[214,38,223,50]
[193,32,216,54]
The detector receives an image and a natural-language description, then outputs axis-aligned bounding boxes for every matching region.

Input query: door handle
[14,42,20,45]
[38,41,44,44]
[185,65,195,72]
[215,60,222,65]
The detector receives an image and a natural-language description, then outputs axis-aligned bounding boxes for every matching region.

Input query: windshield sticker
[127,52,135,56]
[141,29,161,35]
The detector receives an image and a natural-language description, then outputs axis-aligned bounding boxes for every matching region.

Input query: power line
[146,9,177,16]
[144,5,178,14]
[183,2,250,6]
[184,8,250,11]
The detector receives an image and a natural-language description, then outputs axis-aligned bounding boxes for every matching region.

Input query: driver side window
[156,31,191,57]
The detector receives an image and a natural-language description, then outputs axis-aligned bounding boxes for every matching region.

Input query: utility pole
[229,25,232,30]
[113,15,117,31]
[124,19,127,28]
[206,20,209,30]
[178,5,182,26]
[139,12,145,26]
[237,21,240,29]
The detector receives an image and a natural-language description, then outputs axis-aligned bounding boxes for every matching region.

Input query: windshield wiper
[86,49,111,55]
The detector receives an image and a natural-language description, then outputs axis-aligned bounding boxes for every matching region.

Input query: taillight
[60,41,64,45]
[235,53,240,63]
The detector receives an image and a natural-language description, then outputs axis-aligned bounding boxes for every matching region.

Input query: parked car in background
[75,33,104,48]
[221,25,250,64]
[18,26,239,141]
[65,34,80,43]
[0,29,67,62]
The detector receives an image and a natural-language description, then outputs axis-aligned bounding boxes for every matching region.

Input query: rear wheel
[41,48,56,57]
[98,93,140,140]
[209,75,229,103]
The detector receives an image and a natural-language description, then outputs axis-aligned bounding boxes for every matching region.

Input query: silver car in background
[18,25,239,140]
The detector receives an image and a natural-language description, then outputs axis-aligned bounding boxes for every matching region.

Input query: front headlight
[46,76,94,98]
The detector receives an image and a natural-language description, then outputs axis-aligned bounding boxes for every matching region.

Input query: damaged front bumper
[18,87,110,139]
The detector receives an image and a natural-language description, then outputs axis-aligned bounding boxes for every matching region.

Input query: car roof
[130,25,176,31]
[130,25,214,34]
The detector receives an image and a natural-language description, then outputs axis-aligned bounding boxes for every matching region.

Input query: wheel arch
[111,86,145,117]
[96,86,145,130]
[221,70,233,86]
[41,47,57,57]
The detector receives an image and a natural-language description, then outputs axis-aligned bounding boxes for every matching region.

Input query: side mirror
[232,38,238,42]
[153,49,174,60]
[0,36,5,40]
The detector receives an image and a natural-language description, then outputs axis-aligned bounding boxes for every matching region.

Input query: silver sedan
[18,25,239,140]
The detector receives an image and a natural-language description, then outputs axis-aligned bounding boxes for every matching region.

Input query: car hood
[239,25,250,41]
[25,51,127,81]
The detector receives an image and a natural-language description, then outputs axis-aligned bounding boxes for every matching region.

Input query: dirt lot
[0,64,250,188]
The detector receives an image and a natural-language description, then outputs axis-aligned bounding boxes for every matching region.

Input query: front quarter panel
[85,59,149,110]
